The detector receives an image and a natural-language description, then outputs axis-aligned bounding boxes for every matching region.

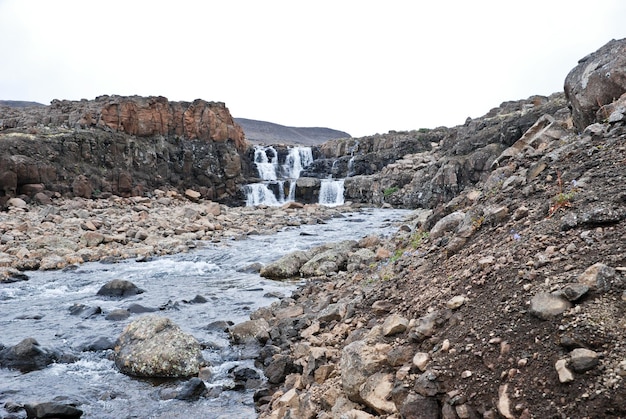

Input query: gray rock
[564,38,626,130]
[24,402,83,418]
[229,318,270,344]
[577,262,616,292]
[300,240,357,277]
[529,293,572,320]
[398,393,440,419]
[259,250,310,280]
[382,314,408,337]
[569,348,600,372]
[560,283,590,302]
[97,279,145,298]
[114,315,205,378]
[0,338,59,372]
[429,211,465,239]
[341,340,388,403]
[175,377,207,401]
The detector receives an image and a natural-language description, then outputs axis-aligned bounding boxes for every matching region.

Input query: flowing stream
[0,208,410,418]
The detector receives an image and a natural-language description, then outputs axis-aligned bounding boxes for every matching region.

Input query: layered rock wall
[0,96,248,204]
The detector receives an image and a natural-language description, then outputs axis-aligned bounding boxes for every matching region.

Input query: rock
[577,262,616,292]
[300,240,357,277]
[564,38,626,130]
[560,283,590,302]
[0,268,29,283]
[264,354,298,384]
[229,318,270,344]
[555,359,574,383]
[569,348,600,373]
[80,337,115,352]
[359,372,396,414]
[175,377,207,401]
[24,402,83,418]
[429,211,465,239]
[382,314,409,336]
[7,197,27,208]
[414,370,440,397]
[80,231,104,247]
[97,279,145,298]
[397,393,440,419]
[529,293,572,320]
[68,303,102,318]
[114,315,205,378]
[412,352,430,372]
[341,340,388,403]
[317,302,346,324]
[446,295,466,309]
[497,384,514,419]
[184,189,201,201]
[260,250,310,280]
[105,309,130,321]
[0,338,59,372]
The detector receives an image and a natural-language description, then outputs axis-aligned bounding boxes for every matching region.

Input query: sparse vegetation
[383,186,399,197]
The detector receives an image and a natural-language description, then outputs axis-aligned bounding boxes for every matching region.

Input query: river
[0,208,410,418]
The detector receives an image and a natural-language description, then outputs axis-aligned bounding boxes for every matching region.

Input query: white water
[246,146,314,206]
[319,179,345,207]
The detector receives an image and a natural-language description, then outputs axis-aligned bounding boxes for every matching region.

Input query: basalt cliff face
[0,95,248,204]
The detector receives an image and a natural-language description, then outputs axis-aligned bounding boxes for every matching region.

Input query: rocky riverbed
[0,191,364,276]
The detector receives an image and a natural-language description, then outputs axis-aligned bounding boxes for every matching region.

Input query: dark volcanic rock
[0,338,59,372]
[96,279,144,298]
[24,402,83,418]
[565,38,626,131]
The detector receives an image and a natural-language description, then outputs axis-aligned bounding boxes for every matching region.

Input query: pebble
[555,359,574,383]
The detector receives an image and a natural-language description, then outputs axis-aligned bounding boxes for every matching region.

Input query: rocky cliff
[0,95,248,204]
[235,118,350,146]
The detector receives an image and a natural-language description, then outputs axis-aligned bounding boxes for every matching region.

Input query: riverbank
[0,191,367,278]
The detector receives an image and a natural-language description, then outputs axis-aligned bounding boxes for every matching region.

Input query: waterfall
[245,145,347,207]
[319,179,345,207]
[245,146,312,206]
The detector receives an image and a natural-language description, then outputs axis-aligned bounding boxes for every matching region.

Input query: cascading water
[244,145,314,206]
[319,178,345,207]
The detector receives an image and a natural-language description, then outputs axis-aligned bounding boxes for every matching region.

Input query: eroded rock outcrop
[564,38,626,131]
[0,95,248,203]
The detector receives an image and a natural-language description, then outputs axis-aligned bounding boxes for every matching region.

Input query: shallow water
[0,208,410,418]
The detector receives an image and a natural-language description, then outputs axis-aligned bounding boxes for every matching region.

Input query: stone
[446,295,466,309]
[412,352,430,372]
[560,283,590,302]
[398,393,440,419]
[114,315,205,378]
[564,38,626,130]
[80,231,105,247]
[24,402,83,419]
[229,318,270,344]
[175,377,207,401]
[105,309,130,321]
[185,189,201,201]
[555,359,574,383]
[414,370,440,397]
[382,314,409,336]
[0,337,60,372]
[359,372,396,414]
[577,262,616,292]
[7,197,27,208]
[497,384,514,419]
[569,348,599,373]
[529,293,572,320]
[260,250,310,280]
[341,340,388,403]
[429,211,465,239]
[97,279,145,298]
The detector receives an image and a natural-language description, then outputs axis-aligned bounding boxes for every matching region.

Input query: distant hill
[0,100,45,108]
[234,117,350,146]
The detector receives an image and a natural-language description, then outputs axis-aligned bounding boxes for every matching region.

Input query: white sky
[1,1,624,137]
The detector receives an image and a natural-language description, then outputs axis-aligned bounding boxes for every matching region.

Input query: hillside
[234,117,350,146]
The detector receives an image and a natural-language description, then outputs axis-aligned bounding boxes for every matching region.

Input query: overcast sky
[1,1,624,137]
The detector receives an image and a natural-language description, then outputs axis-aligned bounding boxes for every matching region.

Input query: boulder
[529,293,572,320]
[24,402,83,419]
[229,318,270,344]
[300,240,357,277]
[564,38,626,130]
[341,340,388,404]
[114,315,205,378]
[0,338,59,372]
[97,279,145,298]
[260,250,310,280]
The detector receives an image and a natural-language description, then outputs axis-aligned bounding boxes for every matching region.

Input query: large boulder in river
[97,279,145,298]
[0,338,60,372]
[114,315,205,378]
[260,250,310,280]
[564,38,626,130]
[299,240,357,277]
[24,402,83,419]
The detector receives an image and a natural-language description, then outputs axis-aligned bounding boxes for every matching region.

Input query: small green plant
[548,171,576,218]
[384,186,399,197]
[410,231,429,249]
[390,248,404,263]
